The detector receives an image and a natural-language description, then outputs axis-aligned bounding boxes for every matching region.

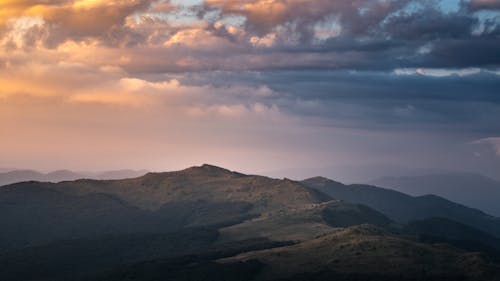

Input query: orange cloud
[0,0,158,48]
[206,0,289,31]
[0,1,68,26]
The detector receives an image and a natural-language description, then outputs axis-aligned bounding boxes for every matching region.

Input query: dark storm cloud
[175,70,500,135]
[281,4,499,70]
[382,8,477,40]
[192,0,500,71]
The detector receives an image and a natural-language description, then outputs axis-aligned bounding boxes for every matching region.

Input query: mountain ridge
[3,165,500,281]
[370,172,500,216]
[302,176,500,238]
[51,165,329,212]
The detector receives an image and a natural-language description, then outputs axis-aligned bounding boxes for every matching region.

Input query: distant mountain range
[370,172,500,216]
[0,169,149,186]
[302,177,500,238]
[1,165,500,281]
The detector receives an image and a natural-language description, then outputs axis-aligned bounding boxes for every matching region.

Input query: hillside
[370,173,500,216]
[221,224,500,281]
[39,225,500,281]
[302,176,500,238]
[218,200,393,243]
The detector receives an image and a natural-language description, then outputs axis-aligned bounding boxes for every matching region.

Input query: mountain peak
[180,164,244,177]
[201,164,230,171]
[303,176,344,186]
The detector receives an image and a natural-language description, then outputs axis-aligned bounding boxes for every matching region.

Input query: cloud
[0,56,286,118]
[2,35,499,137]
[193,0,500,71]
[0,0,500,177]
[186,103,280,118]
[0,0,499,73]
[202,0,408,38]
[472,137,500,156]
[467,0,500,11]
[382,7,477,40]
[0,0,158,48]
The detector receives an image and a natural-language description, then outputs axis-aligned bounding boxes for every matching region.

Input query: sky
[0,0,499,182]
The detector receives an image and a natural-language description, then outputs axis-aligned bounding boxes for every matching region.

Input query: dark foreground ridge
[1,164,500,281]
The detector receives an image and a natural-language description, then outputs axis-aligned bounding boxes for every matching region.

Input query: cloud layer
[1,0,499,72]
[0,0,499,179]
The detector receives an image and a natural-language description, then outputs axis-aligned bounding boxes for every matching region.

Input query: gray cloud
[183,0,498,71]
[467,0,500,11]
[175,70,500,136]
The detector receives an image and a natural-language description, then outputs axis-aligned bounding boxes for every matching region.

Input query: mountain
[2,165,500,281]
[0,181,259,251]
[0,182,154,250]
[302,176,500,238]
[93,169,150,180]
[370,173,500,216]
[0,169,148,186]
[51,165,328,212]
[2,165,396,248]
[0,170,75,186]
[0,165,335,249]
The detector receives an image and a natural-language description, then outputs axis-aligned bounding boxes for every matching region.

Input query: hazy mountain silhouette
[370,172,500,216]
[0,169,148,186]
[0,170,77,186]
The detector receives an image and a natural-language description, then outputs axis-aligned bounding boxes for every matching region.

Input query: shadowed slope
[0,180,256,250]
[0,182,149,250]
[371,173,500,216]
[302,177,500,238]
